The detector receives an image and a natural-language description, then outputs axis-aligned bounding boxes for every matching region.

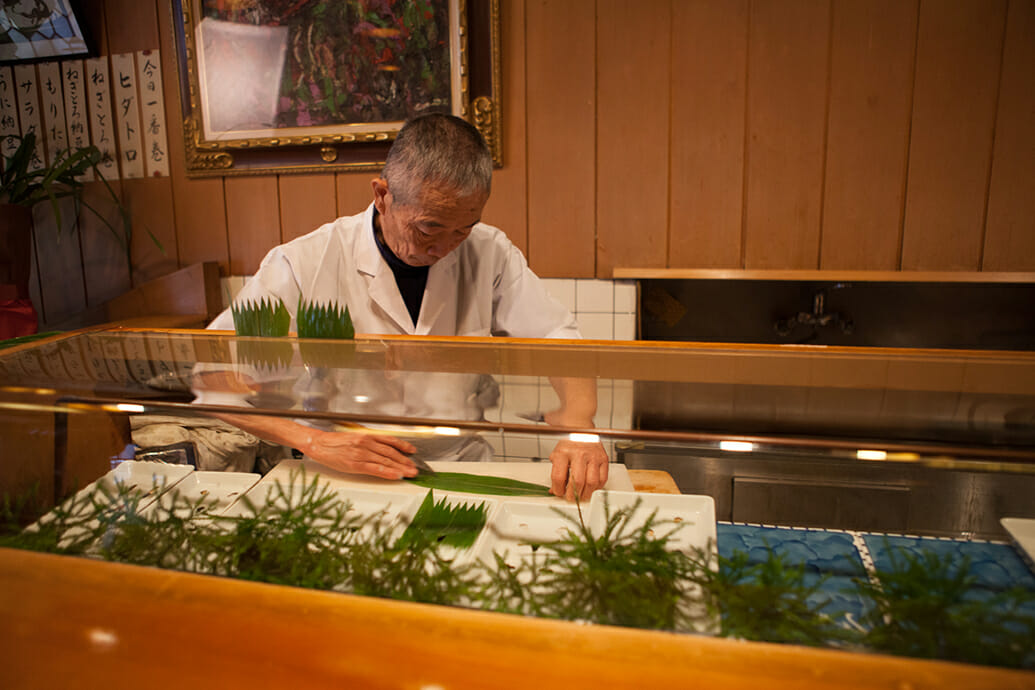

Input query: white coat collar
[353,203,459,335]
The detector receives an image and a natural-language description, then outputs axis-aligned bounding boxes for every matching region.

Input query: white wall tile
[500,381,540,424]
[614,280,638,313]
[480,430,504,458]
[504,433,541,460]
[541,278,576,314]
[614,313,637,341]
[576,313,613,340]
[576,279,614,313]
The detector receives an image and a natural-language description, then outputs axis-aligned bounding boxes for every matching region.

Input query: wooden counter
[1,547,1030,689]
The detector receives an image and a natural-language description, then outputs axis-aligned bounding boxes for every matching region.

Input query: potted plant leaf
[0,132,140,336]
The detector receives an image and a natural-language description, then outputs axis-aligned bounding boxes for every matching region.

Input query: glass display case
[1,327,1033,687]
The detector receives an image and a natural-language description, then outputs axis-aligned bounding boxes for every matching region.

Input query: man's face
[372,178,487,267]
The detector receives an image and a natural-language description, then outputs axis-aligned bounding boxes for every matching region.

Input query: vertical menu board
[84,56,118,178]
[61,60,93,181]
[0,67,19,156]
[36,62,68,165]
[11,64,43,170]
[110,53,144,179]
[136,50,170,177]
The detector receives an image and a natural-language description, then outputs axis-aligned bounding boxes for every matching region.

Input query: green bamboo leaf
[406,472,552,497]
[396,490,488,550]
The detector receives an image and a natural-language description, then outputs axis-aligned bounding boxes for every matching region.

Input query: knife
[409,454,437,476]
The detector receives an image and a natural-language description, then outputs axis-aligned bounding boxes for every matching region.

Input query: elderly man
[205,113,608,500]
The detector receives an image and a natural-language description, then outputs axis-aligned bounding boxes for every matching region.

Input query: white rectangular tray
[141,471,260,520]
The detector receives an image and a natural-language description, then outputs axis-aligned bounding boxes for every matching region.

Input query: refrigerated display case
[1,327,1033,688]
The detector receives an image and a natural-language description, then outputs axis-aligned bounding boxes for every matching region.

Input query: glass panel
[2,329,1034,672]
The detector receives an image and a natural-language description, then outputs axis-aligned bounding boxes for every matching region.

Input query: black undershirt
[372,209,428,327]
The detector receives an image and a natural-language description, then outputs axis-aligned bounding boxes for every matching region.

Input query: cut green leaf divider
[406,472,552,497]
[397,490,488,550]
[297,298,354,340]
[231,297,290,337]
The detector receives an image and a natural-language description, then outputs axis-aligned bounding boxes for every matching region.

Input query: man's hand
[303,427,420,480]
[213,412,419,480]
[549,438,609,502]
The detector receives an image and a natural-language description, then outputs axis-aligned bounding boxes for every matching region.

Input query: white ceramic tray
[1001,517,1035,572]
[140,471,260,520]
[28,461,194,547]
[588,490,717,555]
[470,501,581,570]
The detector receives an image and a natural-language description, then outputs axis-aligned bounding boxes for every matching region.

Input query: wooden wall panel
[32,203,86,325]
[79,182,132,305]
[668,0,747,269]
[157,0,228,272]
[596,0,671,277]
[482,0,529,256]
[820,0,917,270]
[982,0,1035,271]
[525,0,596,278]
[336,172,376,219]
[225,177,280,276]
[278,175,338,243]
[744,0,831,269]
[900,0,1007,270]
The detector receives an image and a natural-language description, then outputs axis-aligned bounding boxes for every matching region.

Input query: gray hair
[383,113,493,207]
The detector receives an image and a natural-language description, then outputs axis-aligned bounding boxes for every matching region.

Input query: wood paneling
[525,0,596,278]
[983,0,1035,271]
[820,0,917,270]
[225,177,280,276]
[900,0,1007,270]
[156,0,227,271]
[278,174,337,243]
[27,0,1035,329]
[596,0,671,277]
[482,0,529,255]
[124,179,179,284]
[744,0,831,269]
[669,0,748,269]
[336,172,376,219]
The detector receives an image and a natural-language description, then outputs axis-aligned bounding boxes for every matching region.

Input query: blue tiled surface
[717,523,869,622]
[716,523,1035,629]
[863,534,1035,591]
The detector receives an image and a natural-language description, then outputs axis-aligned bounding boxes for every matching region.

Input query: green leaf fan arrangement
[297,297,355,369]
[231,297,293,370]
[396,490,489,551]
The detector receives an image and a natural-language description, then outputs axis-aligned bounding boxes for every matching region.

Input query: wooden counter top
[2,547,1031,689]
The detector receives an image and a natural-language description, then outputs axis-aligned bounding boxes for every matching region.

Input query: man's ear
[371,177,389,213]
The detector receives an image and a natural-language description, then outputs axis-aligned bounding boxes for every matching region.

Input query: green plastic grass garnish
[406,472,552,497]
[396,490,488,550]
[297,297,354,340]
[231,297,290,337]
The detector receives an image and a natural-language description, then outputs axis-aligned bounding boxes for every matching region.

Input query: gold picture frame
[172,0,501,177]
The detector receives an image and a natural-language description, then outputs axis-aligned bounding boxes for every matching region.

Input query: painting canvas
[194,0,457,141]
[0,0,90,64]
[175,0,501,175]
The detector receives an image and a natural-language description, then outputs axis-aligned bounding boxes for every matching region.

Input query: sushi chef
[200,113,609,501]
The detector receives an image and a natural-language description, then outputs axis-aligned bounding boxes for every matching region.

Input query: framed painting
[172,0,501,176]
[0,0,91,64]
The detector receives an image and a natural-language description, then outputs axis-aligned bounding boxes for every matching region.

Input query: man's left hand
[549,439,609,502]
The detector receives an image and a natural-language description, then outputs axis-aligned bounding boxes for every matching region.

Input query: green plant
[853,546,1035,668]
[0,132,157,261]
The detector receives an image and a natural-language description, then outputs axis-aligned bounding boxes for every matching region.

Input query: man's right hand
[301,428,420,479]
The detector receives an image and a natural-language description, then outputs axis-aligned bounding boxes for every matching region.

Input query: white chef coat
[207,203,579,339]
[197,204,580,457]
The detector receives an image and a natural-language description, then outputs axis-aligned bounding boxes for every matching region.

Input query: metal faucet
[774,288,854,337]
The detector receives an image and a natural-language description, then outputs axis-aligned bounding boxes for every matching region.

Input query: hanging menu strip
[0,67,19,156]
[110,53,143,179]
[136,49,169,177]
[84,56,119,179]
[61,60,93,182]
[12,64,44,171]
[37,62,68,165]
